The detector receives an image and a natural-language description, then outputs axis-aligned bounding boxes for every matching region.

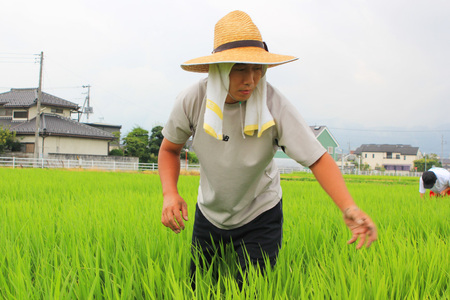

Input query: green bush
[109,148,124,156]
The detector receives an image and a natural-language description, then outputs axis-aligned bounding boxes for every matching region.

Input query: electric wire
[329,127,450,133]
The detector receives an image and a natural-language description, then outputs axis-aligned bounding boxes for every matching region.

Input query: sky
[1,0,449,157]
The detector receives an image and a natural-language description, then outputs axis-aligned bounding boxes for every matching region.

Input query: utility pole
[424,152,427,171]
[33,51,44,159]
[358,155,361,174]
[82,85,93,122]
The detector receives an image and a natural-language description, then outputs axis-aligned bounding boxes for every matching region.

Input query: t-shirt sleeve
[269,86,326,167]
[161,89,194,145]
[419,178,426,193]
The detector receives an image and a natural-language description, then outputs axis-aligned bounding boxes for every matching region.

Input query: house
[353,144,421,172]
[0,88,116,156]
[309,126,340,161]
[335,153,358,171]
[84,122,122,150]
[274,125,340,168]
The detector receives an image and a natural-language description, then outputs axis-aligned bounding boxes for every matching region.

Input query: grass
[0,168,448,299]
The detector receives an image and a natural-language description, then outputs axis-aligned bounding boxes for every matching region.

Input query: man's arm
[440,186,450,196]
[158,138,188,234]
[419,178,426,197]
[309,152,377,249]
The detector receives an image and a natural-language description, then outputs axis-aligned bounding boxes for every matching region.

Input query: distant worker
[419,167,450,197]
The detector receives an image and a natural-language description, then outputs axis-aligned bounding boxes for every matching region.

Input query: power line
[0,52,37,56]
[329,127,450,133]
[0,61,38,64]
[0,56,36,59]
[43,86,85,90]
[0,53,40,64]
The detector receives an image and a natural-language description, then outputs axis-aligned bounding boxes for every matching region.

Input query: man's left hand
[343,206,377,249]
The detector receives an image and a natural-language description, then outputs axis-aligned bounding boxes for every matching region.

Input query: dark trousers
[190,200,283,289]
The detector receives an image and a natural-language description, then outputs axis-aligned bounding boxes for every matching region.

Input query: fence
[278,166,422,177]
[0,156,158,172]
[0,156,422,177]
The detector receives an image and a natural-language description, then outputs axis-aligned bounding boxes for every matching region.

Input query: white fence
[0,156,422,177]
[0,156,158,172]
[278,167,421,177]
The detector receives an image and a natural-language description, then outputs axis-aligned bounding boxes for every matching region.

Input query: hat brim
[181,47,298,73]
[424,183,435,189]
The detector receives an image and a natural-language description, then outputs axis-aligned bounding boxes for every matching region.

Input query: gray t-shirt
[162,78,326,229]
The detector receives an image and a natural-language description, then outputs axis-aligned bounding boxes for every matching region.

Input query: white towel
[203,63,275,140]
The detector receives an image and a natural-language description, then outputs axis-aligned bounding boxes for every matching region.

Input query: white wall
[361,151,418,170]
[20,136,109,156]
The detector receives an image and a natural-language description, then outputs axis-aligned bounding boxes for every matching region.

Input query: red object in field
[430,190,450,196]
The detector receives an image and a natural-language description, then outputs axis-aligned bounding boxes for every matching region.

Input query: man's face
[225,64,263,104]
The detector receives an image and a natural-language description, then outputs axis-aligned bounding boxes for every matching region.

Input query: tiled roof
[309,125,325,137]
[0,88,79,109]
[0,114,114,140]
[354,144,419,155]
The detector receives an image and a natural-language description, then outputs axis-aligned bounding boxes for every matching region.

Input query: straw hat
[181,10,298,73]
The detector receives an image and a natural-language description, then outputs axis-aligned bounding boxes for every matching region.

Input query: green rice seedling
[0,168,448,299]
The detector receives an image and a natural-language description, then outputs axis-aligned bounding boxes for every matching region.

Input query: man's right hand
[161,194,189,234]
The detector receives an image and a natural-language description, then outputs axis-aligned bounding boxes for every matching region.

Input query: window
[372,154,375,158]
[386,152,392,159]
[365,154,367,158]
[51,108,63,114]
[0,108,12,116]
[25,143,35,153]
[13,110,28,119]
[396,154,400,159]
[327,147,333,154]
[404,156,407,160]
[385,165,411,171]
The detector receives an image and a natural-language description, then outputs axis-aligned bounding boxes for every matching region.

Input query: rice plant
[0,168,448,299]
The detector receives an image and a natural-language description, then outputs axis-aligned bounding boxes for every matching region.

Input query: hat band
[212,40,269,54]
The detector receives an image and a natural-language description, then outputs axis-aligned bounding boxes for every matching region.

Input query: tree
[109,148,124,156]
[123,125,198,164]
[361,163,370,171]
[414,154,442,172]
[111,131,121,147]
[148,126,164,157]
[108,131,124,156]
[181,147,199,164]
[0,126,17,153]
[123,126,151,163]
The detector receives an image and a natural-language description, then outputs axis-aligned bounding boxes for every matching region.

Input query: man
[158,10,377,287]
[419,167,450,197]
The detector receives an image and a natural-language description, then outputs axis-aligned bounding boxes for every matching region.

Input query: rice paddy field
[0,167,448,299]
